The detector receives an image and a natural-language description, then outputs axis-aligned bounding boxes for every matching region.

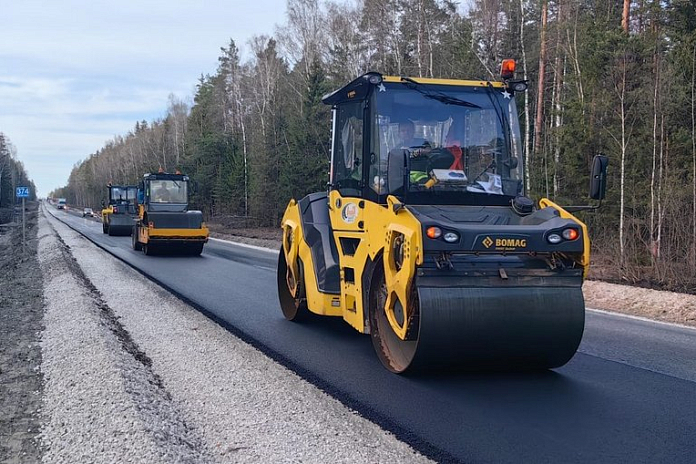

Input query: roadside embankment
[0,201,43,464]
[38,208,430,463]
[583,280,696,327]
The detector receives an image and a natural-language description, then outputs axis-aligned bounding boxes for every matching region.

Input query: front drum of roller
[371,283,585,374]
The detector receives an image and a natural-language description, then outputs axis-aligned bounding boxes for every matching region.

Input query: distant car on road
[57,198,67,210]
[82,208,94,217]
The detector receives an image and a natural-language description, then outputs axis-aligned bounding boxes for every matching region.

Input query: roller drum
[107,215,135,236]
[372,283,585,373]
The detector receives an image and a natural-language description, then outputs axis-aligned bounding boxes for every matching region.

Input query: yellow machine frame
[281,191,588,336]
[134,203,209,245]
[281,75,589,336]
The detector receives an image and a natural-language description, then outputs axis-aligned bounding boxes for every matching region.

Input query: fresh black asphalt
[48,206,696,464]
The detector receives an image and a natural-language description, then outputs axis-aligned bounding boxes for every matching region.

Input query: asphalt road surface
[46,205,696,464]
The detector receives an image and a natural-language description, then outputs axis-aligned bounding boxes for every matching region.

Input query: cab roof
[322,72,505,106]
[143,172,188,181]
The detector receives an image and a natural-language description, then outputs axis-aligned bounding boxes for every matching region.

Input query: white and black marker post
[16,186,29,253]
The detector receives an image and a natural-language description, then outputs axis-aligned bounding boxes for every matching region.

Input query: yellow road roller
[101,184,137,236]
[278,63,608,373]
[132,171,209,256]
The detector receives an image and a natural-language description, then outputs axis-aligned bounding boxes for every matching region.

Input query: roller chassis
[280,190,588,373]
[131,172,209,256]
[101,185,137,236]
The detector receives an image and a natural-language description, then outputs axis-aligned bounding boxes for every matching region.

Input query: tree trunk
[241,116,249,217]
[416,0,424,77]
[650,51,660,262]
[425,2,434,78]
[520,0,532,191]
[567,9,585,115]
[174,118,180,167]
[657,115,665,262]
[622,0,630,33]
[552,0,565,198]
[618,55,628,268]
[534,1,548,162]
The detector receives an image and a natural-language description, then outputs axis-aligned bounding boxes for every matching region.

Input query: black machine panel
[146,211,203,229]
[298,192,341,295]
[408,204,584,254]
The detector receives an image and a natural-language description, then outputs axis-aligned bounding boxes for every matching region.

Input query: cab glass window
[149,180,187,203]
[331,101,364,197]
[371,84,523,205]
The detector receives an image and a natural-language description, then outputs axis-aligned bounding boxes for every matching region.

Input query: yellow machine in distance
[132,172,209,256]
[278,64,608,373]
[101,184,137,236]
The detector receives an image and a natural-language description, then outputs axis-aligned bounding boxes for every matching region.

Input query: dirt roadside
[209,226,696,328]
[0,202,43,463]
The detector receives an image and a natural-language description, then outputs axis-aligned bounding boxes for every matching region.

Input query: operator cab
[140,172,189,212]
[107,185,137,214]
[324,72,526,206]
[298,70,528,295]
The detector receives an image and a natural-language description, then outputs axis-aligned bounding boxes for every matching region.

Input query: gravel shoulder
[0,203,43,464]
[40,208,430,463]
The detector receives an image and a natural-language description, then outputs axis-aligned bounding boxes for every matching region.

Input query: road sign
[15,187,29,254]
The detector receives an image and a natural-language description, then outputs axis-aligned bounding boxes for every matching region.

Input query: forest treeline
[0,133,35,223]
[51,0,696,292]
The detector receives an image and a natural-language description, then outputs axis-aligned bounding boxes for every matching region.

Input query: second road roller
[277,61,608,373]
[132,171,209,256]
[101,184,137,236]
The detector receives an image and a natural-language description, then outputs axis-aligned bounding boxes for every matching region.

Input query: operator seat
[428,150,456,170]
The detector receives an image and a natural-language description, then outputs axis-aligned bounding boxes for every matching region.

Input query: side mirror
[589,154,609,200]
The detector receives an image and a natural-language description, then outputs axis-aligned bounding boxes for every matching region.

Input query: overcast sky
[0,0,288,197]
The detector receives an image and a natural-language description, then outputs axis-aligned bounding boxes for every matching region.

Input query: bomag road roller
[101,184,137,236]
[132,171,209,256]
[278,61,608,374]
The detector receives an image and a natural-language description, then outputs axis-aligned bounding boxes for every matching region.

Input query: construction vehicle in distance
[101,185,137,236]
[278,62,608,373]
[132,171,208,256]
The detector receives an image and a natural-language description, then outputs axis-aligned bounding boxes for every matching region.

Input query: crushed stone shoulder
[39,213,209,463]
[40,207,431,463]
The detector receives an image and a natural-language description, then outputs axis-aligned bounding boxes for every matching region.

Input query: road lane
[582,309,696,382]
[47,205,696,464]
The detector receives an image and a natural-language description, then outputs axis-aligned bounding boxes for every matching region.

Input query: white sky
[0,0,288,196]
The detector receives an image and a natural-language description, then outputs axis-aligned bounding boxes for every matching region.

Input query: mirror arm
[563,199,603,212]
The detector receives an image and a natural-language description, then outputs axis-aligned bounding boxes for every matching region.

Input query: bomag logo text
[482,236,527,249]
[495,238,527,247]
